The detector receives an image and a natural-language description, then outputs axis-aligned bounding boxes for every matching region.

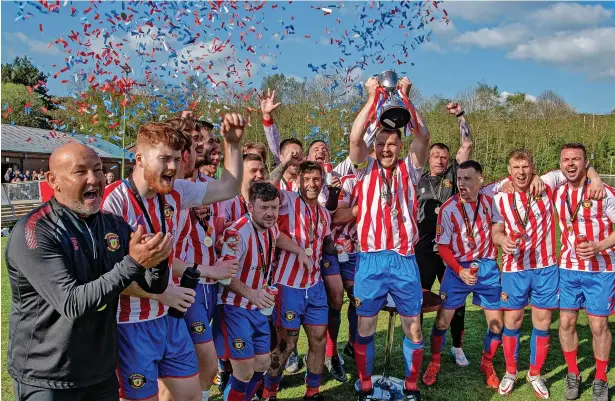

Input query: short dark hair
[377,127,402,140]
[429,143,450,152]
[243,153,264,163]
[249,181,279,205]
[561,143,587,159]
[458,160,483,175]
[307,140,328,155]
[298,160,323,177]
[196,120,214,131]
[280,138,303,153]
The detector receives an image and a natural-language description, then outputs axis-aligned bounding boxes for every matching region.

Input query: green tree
[0,83,50,128]
[1,56,51,106]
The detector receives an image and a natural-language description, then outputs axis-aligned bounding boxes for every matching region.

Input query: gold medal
[305,248,313,257]
[567,226,574,233]
[204,236,213,247]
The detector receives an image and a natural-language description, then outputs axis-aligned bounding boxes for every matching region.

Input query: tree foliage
[1,56,51,106]
[0,83,50,129]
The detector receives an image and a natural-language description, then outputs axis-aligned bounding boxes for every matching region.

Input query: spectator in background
[24,170,32,181]
[4,168,15,183]
[105,172,115,186]
[37,170,45,180]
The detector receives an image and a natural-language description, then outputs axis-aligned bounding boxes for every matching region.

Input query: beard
[144,165,174,195]
[253,214,276,230]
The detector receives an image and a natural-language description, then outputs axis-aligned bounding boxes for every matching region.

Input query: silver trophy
[376,70,411,130]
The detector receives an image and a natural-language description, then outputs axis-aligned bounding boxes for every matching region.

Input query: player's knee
[357,316,377,337]
[255,354,271,372]
[588,316,609,335]
[559,314,576,332]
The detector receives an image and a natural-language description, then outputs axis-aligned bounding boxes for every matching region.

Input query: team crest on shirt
[501,292,509,301]
[190,322,205,334]
[233,338,245,350]
[534,194,542,201]
[354,298,362,308]
[440,292,447,301]
[104,233,120,252]
[436,225,443,236]
[164,203,174,219]
[129,374,146,389]
[583,200,592,209]
[443,179,452,188]
[285,310,296,322]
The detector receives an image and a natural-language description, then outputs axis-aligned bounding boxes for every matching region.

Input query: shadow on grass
[272,306,614,401]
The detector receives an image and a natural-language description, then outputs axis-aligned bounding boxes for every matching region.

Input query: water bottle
[168,265,200,318]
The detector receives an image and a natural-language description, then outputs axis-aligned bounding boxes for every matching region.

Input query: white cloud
[499,91,537,103]
[510,27,615,63]
[430,20,457,36]
[454,24,531,48]
[442,1,531,23]
[422,41,445,54]
[4,32,60,55]
[530,3,613,28]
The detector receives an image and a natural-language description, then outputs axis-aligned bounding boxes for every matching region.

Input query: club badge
[285,310,296,322]
[440,292,447,301]
[129,374,146,389]
[501,292,509,301]
[443,179,452,188]
[436,225,443,236]
[323,260,330,269]
[233,338,245,350]
[164,203,174,219]
[190,322,205,334]
[583,200,592,209]
[354,298,362,308]
[105,233,120,252]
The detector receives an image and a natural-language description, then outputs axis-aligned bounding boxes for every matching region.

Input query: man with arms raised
[215,181,309,401]
[349,76,430,401]
[553,143,615,401]
[415,102,472,367]
[102,114,246,401]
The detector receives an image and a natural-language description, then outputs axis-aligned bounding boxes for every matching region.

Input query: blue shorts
[273,282,328,330]
[183,283,218,344]
[501,265,559,310]
[321,253,358,281]
[559,269,615,316]
[117,316,199,400]
[213,305,271,360]
[354,251,423,317]
[440,259,501,310]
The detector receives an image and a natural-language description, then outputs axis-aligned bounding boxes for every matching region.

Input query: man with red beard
[102,114,246,401]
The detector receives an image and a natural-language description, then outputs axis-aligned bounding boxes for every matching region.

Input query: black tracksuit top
[5,198,169,389]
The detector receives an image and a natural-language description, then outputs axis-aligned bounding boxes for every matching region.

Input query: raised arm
[268,149,302,187]
[445,102,472,163]
[349,77,379,165]
[260,88,282,164]
[201,113,245,205]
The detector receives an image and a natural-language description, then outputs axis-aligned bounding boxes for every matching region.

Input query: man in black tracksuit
[415,103,473,366]
[5,143,174,401]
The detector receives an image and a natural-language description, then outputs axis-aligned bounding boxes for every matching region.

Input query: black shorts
[415,250,447,291]
[13,375,118,401]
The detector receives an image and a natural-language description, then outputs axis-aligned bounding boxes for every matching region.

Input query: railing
[2,181,43,204]
[599,175,615,187]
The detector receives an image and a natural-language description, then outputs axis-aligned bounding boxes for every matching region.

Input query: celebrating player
[423,160,504,390]
[102,113,246,401]
[214,181,309,401]
[415,102,472,367]
[349,76,430,401]
[552,143,615,401]
[262,161,336,401]
[225,154,268,224]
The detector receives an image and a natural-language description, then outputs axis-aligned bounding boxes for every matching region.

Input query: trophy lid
[377,70,398,91]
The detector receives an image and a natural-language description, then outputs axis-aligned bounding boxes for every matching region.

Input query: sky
[1,1,615,114]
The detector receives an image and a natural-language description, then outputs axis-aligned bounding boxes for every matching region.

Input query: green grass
[2,237,614,401]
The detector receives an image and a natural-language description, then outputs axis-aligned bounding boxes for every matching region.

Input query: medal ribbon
[512,192,533,232]
[378,161,397,208]
[460,194,481,242]
[300,196,320,242]
[249,217,274,285]
[565,180,588,229]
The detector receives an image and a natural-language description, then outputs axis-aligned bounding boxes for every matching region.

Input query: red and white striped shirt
[493,171,567,272]
[102,178,208,323]
[554,182,615,272]
[436,191,503,262]
[224,195,249,223]
[177,175,223,284]
[332,174,359,253]
[218,216,280,310]
[275,178,295,192]
[353,155,422,256]
[275,178,328,206]
[274,190,331,288]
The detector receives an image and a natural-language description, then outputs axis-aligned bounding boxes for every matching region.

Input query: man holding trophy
[350,72,430,401]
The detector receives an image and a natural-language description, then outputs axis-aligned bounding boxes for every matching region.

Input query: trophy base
[380,107,411,130]
[354,376,406,400]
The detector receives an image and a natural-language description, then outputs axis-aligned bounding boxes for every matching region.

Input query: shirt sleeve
[221,226,248,260]
[340,178,354,205]
[5,220,145,321]
[351,157,372,180]
[604,186,615,224]
[490,197,505,224]
[435,206,453,245]
[101,185,125,217]
[174,179,208,210]
[263,117,281,165]
[278,190,292,215]
[404,155,423,185]
[323,207,332,237]
[540,170,567,191]
[333,157,352,177]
